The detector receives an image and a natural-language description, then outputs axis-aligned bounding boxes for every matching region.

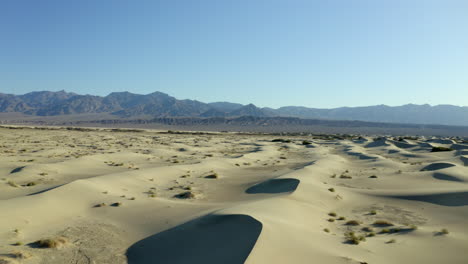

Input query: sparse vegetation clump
[345,220,361,226]
[204,172,219,179]
[302,140,312,145]
[24,182,36,187]
[337,216,346,221]
[344,232,366,245]
[431,147,454,152]
[373,220,394,227]
[437,228,449,235]
[110,202,122,207]
[380,228,391,234]
[7,181,19,187]
[272,139,291,143]
[328,212,337,217]
[328,188,335,192]
[174,191,195,199]
[34,237,67,248]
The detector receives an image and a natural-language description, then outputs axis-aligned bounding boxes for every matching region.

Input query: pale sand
[0,126,467,263]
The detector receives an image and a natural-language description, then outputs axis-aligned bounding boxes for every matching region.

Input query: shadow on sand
[390,191,468,206]
[246,178,300,194]
[126,214,262,264]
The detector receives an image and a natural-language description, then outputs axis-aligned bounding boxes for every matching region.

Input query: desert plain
[0,125,467,264]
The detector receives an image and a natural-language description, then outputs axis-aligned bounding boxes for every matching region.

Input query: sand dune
[1,126,467,264]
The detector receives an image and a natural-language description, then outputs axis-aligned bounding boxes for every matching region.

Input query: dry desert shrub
[174,191,195,199]
[373,220,394,227]
[345,232,366,245]
[431,147,453,152]
[345,220,361,226]
[34,237,67,248]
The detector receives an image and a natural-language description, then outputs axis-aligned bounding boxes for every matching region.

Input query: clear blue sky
[1,0,467,108]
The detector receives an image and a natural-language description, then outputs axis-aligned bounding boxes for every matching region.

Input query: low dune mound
[126,214,262,264]
[420,162,456,171]
[432,172,465,182]
[390,192,468,206]
[246,178,300,194]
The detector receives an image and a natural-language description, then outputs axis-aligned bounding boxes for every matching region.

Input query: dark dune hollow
[420,163,456,171]
[390,192,468,206]
[246,178,300,194]
[126,214,262,264]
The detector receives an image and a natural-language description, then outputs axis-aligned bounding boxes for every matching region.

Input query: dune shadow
[420,163,456,171]
[365,140,390,148]
[27,184,65,196]
[451,144,468,150]
[392,142,417,149]
[460,156,468,166]
[433,173,464,182]
[126,214,262,264]
[292,161,315,170]
[10,166,26,174]
[346,151,377,160]
[390,192,468,206]
[246,178,300,194]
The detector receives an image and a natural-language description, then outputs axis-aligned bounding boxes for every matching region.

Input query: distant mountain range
[1,90,468,126]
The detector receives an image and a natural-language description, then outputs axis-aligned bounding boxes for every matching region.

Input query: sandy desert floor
[0,126,467,264]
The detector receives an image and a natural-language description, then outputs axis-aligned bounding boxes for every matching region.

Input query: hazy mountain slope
[208,102,244,112]
[1,91,468,126]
